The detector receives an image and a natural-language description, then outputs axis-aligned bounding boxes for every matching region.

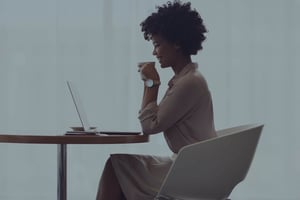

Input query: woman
[96,1,216,199]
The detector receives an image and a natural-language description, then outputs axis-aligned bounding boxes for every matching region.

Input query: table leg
[58,144,67,200]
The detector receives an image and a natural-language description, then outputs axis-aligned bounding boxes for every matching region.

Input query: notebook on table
[65,81,141,136]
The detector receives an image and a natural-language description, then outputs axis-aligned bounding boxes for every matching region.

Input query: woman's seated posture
[96,1,216,199]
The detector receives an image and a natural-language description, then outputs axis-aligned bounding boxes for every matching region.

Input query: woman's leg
[96,157,126,200]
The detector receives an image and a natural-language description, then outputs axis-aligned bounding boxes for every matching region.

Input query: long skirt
[110,154,175,200]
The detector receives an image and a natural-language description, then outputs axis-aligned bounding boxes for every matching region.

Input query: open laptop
[66,81,141,135]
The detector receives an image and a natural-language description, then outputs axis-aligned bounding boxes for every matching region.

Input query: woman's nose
[152,48,157,56]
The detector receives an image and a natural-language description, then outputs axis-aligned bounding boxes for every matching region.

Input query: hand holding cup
[138,62,160,81]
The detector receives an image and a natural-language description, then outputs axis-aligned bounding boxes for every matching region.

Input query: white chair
[155,124,264,200]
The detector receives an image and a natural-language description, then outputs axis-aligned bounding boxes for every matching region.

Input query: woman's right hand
[138,62,160,81]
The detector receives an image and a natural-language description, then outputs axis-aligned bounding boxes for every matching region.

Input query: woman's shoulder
[179,69,208,89]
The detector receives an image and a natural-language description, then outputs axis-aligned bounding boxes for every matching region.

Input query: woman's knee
[102,156,117,177]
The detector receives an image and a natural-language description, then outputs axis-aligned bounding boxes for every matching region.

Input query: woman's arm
[138,62,160,109]
[141,85,159,109]
[139,75,206,134]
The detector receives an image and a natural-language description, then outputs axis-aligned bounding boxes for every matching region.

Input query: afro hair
[140,0,207,55]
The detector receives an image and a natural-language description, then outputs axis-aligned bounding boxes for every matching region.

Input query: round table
[0,133,149,200]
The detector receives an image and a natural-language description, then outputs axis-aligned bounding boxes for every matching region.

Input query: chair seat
[155,124,264,200]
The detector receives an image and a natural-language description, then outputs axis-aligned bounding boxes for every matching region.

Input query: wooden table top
[0,133,149,144]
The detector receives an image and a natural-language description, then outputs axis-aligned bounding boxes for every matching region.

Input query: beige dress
[110,63,216,200]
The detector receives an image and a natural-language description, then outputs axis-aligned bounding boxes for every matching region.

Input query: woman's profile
[96,1,216,199]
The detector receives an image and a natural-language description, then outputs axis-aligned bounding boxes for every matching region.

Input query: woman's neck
[171,56,192,75]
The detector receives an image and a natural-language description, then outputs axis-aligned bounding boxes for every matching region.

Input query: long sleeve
[138,63,216,153]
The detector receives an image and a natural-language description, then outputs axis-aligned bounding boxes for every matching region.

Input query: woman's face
[151,34,179,68]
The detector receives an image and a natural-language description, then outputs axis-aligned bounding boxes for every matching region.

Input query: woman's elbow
[141,124,163,135]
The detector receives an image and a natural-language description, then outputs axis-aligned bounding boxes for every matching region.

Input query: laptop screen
[67,81,92,131]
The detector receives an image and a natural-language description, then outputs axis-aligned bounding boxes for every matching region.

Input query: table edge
[0,134,149,144]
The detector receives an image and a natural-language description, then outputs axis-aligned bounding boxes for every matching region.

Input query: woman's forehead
[151,34,165,43]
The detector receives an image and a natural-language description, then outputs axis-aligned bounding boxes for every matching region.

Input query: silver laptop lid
[66,81,141,136]
[67,81,93,131]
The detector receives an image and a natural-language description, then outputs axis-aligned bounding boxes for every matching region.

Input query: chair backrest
[155,124,264,200]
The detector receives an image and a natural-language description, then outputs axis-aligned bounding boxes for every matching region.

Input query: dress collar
[168,62,198,88]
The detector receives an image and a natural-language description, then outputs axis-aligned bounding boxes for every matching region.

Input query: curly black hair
[140,0,207,56]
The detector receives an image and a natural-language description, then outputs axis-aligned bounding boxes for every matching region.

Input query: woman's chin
[160,64,170,68]
[158,62,168,68]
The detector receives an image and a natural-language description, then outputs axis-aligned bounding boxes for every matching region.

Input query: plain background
[0,0,299,199]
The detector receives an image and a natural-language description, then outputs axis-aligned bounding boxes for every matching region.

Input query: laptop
[66,81,141,135]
